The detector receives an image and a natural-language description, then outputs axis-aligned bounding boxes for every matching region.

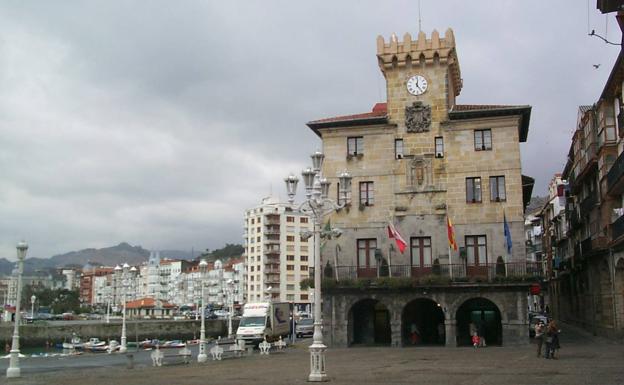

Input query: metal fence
[317,261,543,282]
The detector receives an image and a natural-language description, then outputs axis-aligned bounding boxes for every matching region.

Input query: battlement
[376,28,462,96]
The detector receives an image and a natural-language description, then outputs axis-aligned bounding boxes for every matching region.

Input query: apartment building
[243,196,313,310]
[550,9,624,335]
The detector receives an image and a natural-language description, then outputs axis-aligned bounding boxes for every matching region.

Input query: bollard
[126,353,134,369]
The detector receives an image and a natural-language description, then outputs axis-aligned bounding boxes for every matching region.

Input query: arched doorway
[348,299,391,346]
[456,297,502,346]
[402,298,445,346]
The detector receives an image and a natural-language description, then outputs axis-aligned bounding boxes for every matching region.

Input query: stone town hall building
[306,29,538,347]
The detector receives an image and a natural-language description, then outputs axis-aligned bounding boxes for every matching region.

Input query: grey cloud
[0,1,620,259]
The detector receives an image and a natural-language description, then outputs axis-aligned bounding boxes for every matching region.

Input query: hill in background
[0,242,243,276]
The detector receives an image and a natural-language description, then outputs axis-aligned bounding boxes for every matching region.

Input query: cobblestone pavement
[4,323,624,385]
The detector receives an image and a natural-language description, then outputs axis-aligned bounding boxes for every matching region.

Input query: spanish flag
[447,216,458,251]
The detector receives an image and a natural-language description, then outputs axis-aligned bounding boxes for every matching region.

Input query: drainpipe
[610,247,618,331]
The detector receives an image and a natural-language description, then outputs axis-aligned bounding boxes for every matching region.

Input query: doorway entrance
[456,297,502,346]
[349,299,391,346]
[402,298,445,346]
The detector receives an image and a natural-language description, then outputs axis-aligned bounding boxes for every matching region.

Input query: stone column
[391,319,402,347]
[445,319,456,347]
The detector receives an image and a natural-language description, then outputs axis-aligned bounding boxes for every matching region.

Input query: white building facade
[244,197,313,309]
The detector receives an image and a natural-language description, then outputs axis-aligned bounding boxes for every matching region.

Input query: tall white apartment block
[244,197,313,309]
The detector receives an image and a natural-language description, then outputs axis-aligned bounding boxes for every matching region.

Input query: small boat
[107,340,119,353]
[139,339,160,349]
[89,345,108,353]
[83,338,106,351]
[160,340,186,349]
[62,335,83,350]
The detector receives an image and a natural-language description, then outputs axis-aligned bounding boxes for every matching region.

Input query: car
[213,310,229,318]
[529,315,548,338]
[296,318,315,338]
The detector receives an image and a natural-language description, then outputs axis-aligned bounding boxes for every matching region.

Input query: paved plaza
[3,323,623,385]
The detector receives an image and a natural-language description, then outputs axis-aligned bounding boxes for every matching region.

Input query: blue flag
[503,212,512,254]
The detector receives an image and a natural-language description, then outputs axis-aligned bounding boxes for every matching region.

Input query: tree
[22,285,83,314]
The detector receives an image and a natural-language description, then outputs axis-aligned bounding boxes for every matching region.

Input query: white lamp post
[285,151,351,382]
[30,295,36,318]
[119,263,129,353]
[226,279,235,337]
[197,259,208,363]
[105,289,111,324]
[6,241,28,379]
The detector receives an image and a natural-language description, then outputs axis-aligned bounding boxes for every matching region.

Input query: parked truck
[236,302,290,344]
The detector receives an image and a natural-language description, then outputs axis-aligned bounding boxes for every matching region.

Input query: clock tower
[376,29,462,132]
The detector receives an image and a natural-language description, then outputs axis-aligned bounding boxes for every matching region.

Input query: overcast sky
[0,1,620,260]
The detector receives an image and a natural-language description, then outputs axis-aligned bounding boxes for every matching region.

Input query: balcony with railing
[265,273,280,284]
[264,246,280,255]
[264,226,280,235]
[264,215,281,225]
[263,256,280,265]
[580,191,598,215]
[264,266,280,274]
[611,213,624,241]
[315,261,543,283]
[607,150,624,195]
[264,237,280,245]
[581,237,593,255]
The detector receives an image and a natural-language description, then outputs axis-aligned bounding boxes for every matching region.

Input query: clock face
[406,75,428,96]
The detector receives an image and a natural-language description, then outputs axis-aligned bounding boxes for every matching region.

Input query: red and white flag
[387,222,407,254]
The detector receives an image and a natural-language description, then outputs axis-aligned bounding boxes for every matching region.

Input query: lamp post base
[6,350,21,378]
[7,368,22,378]
[6,367,20,378]
[308,343,328,382]
[198,340,207,363]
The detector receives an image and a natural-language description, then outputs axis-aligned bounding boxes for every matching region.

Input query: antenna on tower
[418,0,422,32]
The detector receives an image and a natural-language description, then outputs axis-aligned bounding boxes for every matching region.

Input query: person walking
[534,320,545,357]
[546,320,560,359]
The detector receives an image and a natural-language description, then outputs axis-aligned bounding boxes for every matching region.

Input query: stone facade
[305,28,535,347]
[323,284,529,348]
[310,29,531,271]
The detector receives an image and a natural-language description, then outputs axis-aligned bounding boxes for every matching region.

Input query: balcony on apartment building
[611,212,624,243]
[264,215,281,225]
[263,256,280,265]
[607,150,624,195]
[264,245,280,255]
[264,235,280,245]
[264,266,280,274]
[579,191,598,216]
[264,273,280,284]
[315,261,543,283]
[264,225,281,235]
[574,143,598,186]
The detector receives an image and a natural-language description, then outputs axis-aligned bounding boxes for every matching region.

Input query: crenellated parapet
[377,28,462,96]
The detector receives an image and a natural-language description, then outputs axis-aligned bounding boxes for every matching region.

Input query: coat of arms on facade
[405,102,432,133]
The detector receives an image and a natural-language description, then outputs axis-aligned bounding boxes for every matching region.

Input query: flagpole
[448,244,453,280]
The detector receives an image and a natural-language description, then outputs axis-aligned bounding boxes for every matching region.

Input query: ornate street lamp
[119,263,129,353]
[226,279,235,337]
[30,295,36,319]
[197,259,208,363]
[6,241,28,378]
[284,152,351,382]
